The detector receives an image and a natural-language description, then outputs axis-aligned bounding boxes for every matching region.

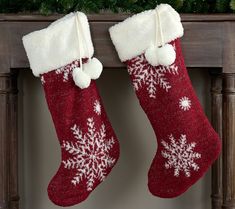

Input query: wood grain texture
[181,22,223,68]
[0,24,10,73]
[8,72,19,209]
[222,74,235,209]
[223,22,235,73]
[210,71,223,209]
[0,13,235,22]
[0,72,18,209]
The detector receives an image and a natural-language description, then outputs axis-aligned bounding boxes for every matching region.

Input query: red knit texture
[41,59,120,206]
[126,38,221,198]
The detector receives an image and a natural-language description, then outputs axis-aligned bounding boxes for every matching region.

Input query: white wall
[19,68,212,209]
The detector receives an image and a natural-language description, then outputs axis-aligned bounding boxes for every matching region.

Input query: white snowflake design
[179,96,192,111]
[40,75,45,84]
[93,100,101,115]
[127,46,178,98]
[62,118,116,191]
[161,134,201,177]
[55,60,79,82]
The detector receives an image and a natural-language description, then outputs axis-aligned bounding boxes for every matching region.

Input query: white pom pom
[83,58,103,80]
[157,44,176,66]
[145,45,160,66]
[72,67,91,89]
[145,44,176,67]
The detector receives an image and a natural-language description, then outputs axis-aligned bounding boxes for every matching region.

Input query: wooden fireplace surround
[0,13,235,209]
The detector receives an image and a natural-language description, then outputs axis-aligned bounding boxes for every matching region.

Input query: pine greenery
[0,0,234,14]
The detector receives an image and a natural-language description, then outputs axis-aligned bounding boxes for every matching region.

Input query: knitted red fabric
[41,59,120,206]
[126,39,221,198]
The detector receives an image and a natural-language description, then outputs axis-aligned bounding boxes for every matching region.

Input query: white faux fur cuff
[109,4,184,62]
[22,12,94,76]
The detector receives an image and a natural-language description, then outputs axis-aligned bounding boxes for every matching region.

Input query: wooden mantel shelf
[0,13,235,22]
[0,13,235,209]
[0,14,235,72]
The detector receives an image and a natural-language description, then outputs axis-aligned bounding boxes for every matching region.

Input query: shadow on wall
[19,68,211,209]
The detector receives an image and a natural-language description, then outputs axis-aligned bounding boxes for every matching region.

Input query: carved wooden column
[222,74,235,209]
[0,72,19,209]
[211,72,223,209]
[8,72,19,209]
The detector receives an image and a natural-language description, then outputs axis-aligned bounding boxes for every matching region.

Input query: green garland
[0,0,234,14]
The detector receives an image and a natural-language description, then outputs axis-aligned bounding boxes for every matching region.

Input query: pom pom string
[73,12,103,89]
[155,7,164,47]
[75,14,84,71]
[144,6,176,67]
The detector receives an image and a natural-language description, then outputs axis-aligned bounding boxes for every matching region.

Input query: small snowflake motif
[62,118,116,191]
[40,76,45,84]
[127,46,178,98]
[179,96,192,111]
[161,134,201,177]
[55,60,79,82]
[94,100,101,115]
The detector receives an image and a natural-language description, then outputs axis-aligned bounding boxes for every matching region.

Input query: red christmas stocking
[23,12,119,206]
[110,4,221,198]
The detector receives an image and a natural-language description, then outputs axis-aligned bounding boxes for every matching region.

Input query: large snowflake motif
[127,54,178,98]
[62,118,116,191]
[161,134,201,177]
